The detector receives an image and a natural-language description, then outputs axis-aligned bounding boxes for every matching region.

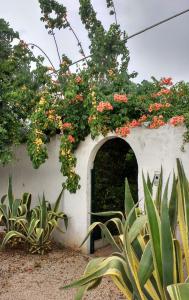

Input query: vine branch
[65,17,87,59]
[27,43,56,69]
[50,29,61,64]
[112,1,118,25]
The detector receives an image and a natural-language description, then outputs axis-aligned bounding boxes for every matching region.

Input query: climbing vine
[1,2,189,193]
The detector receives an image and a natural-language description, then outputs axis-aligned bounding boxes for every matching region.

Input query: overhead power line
[69,8,189,67]
[128,8,189,40]
[28,8,189,69]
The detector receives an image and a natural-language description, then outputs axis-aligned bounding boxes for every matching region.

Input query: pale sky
[1,0,189,83]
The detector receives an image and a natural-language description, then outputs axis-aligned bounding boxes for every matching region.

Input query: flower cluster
[116,125,130,137]
[160,77,173,86]
[129,119,140,128]
[75,94,83,101]
[96,101,113,112]
[113,94,128,103]
[149,116,165,129]
[169,116,185,126]
[148,102,171,112]
[153,89,171,97]
[68,135,75,143]
[62,122,72,130]
[138,115,148,123]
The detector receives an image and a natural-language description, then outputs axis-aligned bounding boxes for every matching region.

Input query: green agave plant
[64,159,189,300]
[1,188,68,254]
[0,177,31,233]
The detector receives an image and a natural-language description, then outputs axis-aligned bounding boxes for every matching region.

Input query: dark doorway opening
[90,138,138,254]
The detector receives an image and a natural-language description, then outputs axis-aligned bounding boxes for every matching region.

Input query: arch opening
[90,137,138,254]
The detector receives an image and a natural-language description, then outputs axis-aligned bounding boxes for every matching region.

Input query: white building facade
[0,125,189,253]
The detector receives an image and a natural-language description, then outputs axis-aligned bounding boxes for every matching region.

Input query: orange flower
[153,88,171,97]
[165,103,171,108]
[129,120,140,128]
[149,116,166,129]
[138,115,147,123]
[96,101,113,112]
[75,94,83,101]
[169,116,185,126]
[116,126,130,137]
[88,115,95,123]
[160,77,173,86]
[114,94,128,103]
[75,76,82,84]
[68,135,75,143]
[160,88,171,95]
[62,122,72,129]
[148,102,171,112]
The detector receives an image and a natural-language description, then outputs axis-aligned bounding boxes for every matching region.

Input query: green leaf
[53,189,64,213]
[128,215,147,244]
[155,167,163,212]
[161,178,175,288]
[142,172,164,299]
[169,173,178,234]
[8,176,14,211]
[80,222,121,252]
[124,178,136,226]
[138,241,154,287]
[1,231,26,248]
[167,283,189,300]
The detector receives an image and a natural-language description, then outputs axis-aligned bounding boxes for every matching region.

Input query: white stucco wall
[0,125,189,254]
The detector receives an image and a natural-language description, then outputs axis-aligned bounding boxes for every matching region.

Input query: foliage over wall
[0,18,49,165]
[1,1,189,193]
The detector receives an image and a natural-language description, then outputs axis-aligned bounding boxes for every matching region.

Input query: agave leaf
[0,210,4,223]
[27,218,40,236]
[8,176,14,211]
[64,256,133,299]
[104,217,124,235]
[91,211,124,220]
[40,194,47,229]
[155,167,163,213]
[138,241,154,287]
[123,206,148,300]
[48,219,57,228]
[161,178,176,288]
[169,173,178,234]
[1,231,26,248]
[0,204,8,227]
[167,283,189,300]
[147,173,153,194]
[174,239,184,283]
[74,258,103,300]
[12,199,21,217]
[142,172,165,299]
[176,161,189,274]
[1,194,7,204]
[53,189,64,213]
[125,178,137,226]
[22,192,32,210]
[80,222,121,252]
[128,215,147,244]
[18,204,28,216]
[35,228,44,241]
[177,159,189,233]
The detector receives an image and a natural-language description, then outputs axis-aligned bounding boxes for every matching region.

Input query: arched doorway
[90,137,138,253]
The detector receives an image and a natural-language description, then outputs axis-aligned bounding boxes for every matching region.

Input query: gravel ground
[0,247,125,300]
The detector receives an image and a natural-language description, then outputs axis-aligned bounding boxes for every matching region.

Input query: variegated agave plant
[0,177,31,237]
[1,180,68,254]
[64,159,189,300]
